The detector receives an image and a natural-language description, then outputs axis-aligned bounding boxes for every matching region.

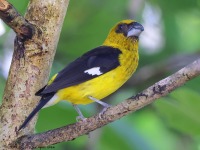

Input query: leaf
[154,87,200,136]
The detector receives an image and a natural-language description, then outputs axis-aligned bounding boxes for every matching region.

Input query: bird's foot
[98,104,111,119]
[73,104,87,122]
[88,95,111,119]
[75,114,91,138]
[76,115,87,122]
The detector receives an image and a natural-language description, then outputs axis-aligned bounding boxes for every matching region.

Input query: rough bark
[0,0,70,149]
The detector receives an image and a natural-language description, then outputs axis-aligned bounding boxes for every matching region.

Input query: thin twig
[14,58,200,149]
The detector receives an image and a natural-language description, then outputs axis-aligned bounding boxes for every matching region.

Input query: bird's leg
[72,104,86,121]
[88,96,111,118]
[73,104,91,138]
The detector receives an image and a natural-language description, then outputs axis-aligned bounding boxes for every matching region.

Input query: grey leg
[73,104,85,121]
[88,96,111,118]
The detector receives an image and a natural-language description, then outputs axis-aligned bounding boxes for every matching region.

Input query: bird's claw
[76,115,87,122]
[98,104,111,119]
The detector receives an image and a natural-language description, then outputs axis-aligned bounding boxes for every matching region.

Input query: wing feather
[38,46,121,95]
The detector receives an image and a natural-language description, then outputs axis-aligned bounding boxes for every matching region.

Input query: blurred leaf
[186,77,200,91]
[132,109,179,150]
[56,0,129,63]
[153,0,199,13]
[154,87,200,136]
[7,0,29,14]
[175,11,200,52]
[97,123,137,150]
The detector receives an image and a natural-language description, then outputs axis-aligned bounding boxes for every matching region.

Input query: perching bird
[18,20,144,131]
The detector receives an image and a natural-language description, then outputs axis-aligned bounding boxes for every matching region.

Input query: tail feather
[18,93,55,131]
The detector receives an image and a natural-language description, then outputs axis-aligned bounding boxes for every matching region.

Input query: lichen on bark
[0,0,70,149]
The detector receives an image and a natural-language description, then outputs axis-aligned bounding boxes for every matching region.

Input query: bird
[18,19,144,131]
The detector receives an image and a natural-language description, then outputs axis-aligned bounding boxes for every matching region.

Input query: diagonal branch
[15,58,200,149]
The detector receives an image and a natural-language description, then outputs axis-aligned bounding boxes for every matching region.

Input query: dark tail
[18,93,55,131]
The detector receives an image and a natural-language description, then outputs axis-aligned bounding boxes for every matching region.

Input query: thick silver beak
[127,22,144,37]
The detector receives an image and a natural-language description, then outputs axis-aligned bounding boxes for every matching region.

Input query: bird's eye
[118,24,124,30]
[116,24,126,34]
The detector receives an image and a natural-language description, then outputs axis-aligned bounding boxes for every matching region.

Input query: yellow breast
[56,40,139,105]
[47,20,141,106]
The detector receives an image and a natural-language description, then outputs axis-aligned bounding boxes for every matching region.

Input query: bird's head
[103,20,144,50]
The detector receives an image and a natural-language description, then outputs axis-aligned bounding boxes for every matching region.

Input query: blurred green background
[1,0,200,150]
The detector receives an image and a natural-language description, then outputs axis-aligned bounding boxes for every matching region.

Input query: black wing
[37,46,122,95]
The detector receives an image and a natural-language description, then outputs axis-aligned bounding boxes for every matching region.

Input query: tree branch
[0,0,35,39]
[0,0,70,149]
[14,58,200,149]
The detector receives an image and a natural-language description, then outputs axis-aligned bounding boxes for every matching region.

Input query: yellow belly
[56,50,138,105]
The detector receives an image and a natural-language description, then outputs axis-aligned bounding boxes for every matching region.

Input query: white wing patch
[84,67,103,76]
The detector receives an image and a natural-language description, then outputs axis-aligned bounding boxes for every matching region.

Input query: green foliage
[154,86,200,136]
[175,11,200,52]
[7,0,28,14]
[56,0,129,63]
[1,0,200,150]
